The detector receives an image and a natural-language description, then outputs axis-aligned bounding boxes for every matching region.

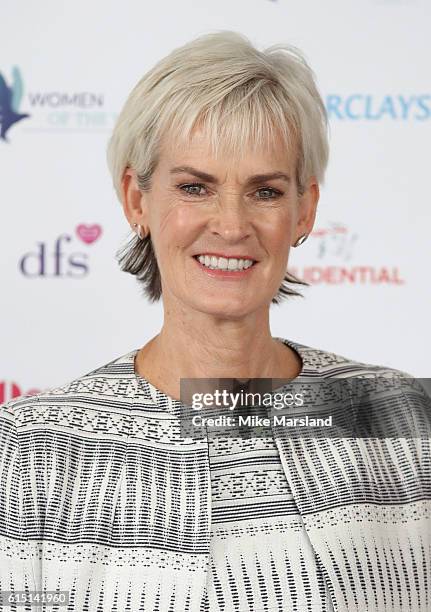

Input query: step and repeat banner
[1,0,430,403]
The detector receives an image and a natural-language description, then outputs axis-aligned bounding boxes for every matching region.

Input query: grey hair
[106,30,329,304]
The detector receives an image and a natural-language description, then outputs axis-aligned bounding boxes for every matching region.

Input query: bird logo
[0,66,30,142]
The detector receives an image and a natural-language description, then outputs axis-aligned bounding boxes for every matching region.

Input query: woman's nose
[209,197,252,241]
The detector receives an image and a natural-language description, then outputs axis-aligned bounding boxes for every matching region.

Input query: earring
[293,234,308,247]
[133,223,147,240]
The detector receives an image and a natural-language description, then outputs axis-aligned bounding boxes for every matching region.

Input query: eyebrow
[169,165,291,185]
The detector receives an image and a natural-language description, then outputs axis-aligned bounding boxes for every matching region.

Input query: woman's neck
[134,325,302,402]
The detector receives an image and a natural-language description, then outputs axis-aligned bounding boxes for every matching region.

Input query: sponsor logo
[0,381,42,404]
[0,67,30,141]
[19,224,102,278]
[290,222,405,285]
[1,65,116,140]
[326,94,430,121]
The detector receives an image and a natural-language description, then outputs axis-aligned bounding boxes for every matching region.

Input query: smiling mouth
[192,254,258,272]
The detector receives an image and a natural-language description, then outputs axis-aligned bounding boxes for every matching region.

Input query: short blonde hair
[107,30,329,303]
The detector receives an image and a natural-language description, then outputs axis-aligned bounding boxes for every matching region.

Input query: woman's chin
[187,295,260,319]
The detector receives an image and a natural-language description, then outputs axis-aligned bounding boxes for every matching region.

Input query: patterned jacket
[0,337,430,611]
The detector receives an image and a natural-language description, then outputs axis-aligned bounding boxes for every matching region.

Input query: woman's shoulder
[286,338,430,426]
[0,347,139,418]
[283,337,415,379]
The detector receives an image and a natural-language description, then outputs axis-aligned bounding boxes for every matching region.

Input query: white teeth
[218,257,228,270]
[196,255,255,271]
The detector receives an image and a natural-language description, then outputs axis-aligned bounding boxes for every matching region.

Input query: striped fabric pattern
[0,337,430,611]
[203,428,335,610]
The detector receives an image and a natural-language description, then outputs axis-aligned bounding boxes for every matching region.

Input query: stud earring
[133,223,148,240]
[293,234,308,247]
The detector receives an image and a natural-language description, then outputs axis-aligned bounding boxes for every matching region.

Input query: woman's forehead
[159,127,296,171]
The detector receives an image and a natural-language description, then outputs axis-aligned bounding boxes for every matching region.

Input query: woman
[1,30,429,612]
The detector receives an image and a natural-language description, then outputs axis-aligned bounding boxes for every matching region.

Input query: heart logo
[76,224,102,244]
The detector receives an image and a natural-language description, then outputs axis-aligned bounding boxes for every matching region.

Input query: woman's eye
[178,183,282,200]
[179,183,207,196]
[255,187,282,200]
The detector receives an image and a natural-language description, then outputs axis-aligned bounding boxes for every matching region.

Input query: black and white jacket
[0,337,430,611]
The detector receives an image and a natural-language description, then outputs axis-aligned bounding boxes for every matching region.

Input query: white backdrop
[1,0,430,404]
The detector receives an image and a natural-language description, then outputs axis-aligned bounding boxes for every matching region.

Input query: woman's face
[124,127,319,318]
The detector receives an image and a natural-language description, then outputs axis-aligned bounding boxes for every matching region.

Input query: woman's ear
[295,177,320,240]
[121,167,149,230]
